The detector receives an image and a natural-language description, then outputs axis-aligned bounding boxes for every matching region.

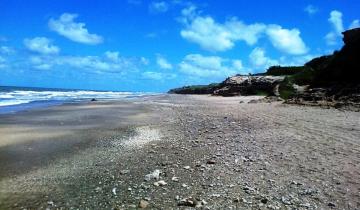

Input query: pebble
[154,180,167,186]
[328,202,336,207]
[112,187,117,195]
[138,200,149,208]
[207,159,216,164]
[144,169,161,181]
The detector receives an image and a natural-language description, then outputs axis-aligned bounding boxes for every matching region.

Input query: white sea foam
[0,89,152,107]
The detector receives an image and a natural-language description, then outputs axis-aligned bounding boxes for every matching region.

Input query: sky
[0,0,359,92]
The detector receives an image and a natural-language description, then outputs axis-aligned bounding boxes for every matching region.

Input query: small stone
[178,197,198,207]
[171,177,179,182]
[281,196,292,205]
[207,160,216,164]
[112,187,117,195]
[260,198,268,204]
[328,202,336,207]
[138,200,149,208]
[144,170,161,181]
[120,170,129,175]
[184,166,191,170]
[154,180,167,186]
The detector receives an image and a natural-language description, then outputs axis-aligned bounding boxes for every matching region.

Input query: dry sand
[0,95,359,209]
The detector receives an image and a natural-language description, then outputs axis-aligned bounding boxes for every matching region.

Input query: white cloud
[105,51,120,62]
[180,6,308,54]
[156,55,172,69]
[304,5,318,15]
[49,13,103,45]
[329,10,344,33]
[142,71,163,80]
[349,20,360,29]
[249,47,278,69]
[179,54,248,78]
[325,10,344,46]
[0,55,7,69]
[24,37,60,54]
[149,1,169,13]
[140,57,150,65]
[28,52,144,73]
[0,46,15,55]
[142,71,176,80]
[180,13,266,52]
[266,25,308,55]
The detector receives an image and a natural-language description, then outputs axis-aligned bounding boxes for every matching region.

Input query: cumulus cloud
[349,20,360,29]
[325,10,344,46]
[180,6,308,54]
[266,25,308,55]
[249,47,278,69]
[180,11,266,52]
[24,37,60,54]
[179,54,249,78]
[49,13,103,45]
[156,55,173,69]
[149,1,169,13]
[304,5,318,16]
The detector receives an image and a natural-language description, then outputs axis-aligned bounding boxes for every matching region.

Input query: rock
[144,169,160,181]
[153,180,167,186]
[90,98,97,101]
[183,166,191,170]
[138,200,149,208]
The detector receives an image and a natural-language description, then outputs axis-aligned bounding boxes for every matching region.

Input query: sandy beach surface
[0,94,359,209]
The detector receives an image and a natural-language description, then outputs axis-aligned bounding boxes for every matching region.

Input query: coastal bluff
[169,28,360,110]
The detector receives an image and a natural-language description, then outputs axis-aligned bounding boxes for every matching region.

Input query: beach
[0,95,359,209]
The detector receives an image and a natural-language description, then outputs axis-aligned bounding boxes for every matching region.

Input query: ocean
[0,86,151,114]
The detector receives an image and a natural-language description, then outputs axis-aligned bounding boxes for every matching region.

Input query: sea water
[0,86,151,114]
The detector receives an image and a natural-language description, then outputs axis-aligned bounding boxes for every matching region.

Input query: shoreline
[0,95,359,209]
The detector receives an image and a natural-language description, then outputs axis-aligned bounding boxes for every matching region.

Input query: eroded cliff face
[213,76,285,96]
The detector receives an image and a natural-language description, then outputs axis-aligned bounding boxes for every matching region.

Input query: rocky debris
[213,76,285,96]
[4,95,360,209]
[138,200,149,208]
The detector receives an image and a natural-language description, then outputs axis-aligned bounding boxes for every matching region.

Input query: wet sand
[0,95,359,209]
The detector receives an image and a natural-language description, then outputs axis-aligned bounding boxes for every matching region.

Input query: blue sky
[0,0,359,92]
